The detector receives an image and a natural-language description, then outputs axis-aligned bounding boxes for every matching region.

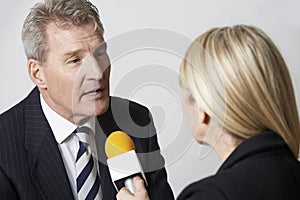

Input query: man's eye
[72,58,80,63]
[68,58,81,64]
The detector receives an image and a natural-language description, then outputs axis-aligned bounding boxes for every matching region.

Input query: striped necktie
[75,126,102,200]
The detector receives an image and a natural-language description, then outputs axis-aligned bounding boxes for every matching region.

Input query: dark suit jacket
[0,87,174,200]
[177,131,300,200]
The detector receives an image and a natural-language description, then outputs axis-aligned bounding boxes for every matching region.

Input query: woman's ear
[27,59,47,89]
[199,109,210,125]
[193,108,211,144]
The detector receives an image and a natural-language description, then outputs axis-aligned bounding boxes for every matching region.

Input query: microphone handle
[124,177,135,193]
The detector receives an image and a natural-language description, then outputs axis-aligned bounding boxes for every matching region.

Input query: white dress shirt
[40,95,99,200]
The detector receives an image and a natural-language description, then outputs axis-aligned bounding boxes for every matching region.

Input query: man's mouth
[83,87,105,96]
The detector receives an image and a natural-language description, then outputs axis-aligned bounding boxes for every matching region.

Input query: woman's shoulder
[177,153,300,200]
[177,175,229,200]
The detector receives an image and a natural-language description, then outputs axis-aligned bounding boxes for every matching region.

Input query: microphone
[105,131,148,193]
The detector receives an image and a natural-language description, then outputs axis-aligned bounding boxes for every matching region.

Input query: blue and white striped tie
[75,126,102,200]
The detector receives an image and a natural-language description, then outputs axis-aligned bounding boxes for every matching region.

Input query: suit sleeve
[0,113,19,199]
[108,98,175,199]
[139,112,175,200]
[0,164,19,199]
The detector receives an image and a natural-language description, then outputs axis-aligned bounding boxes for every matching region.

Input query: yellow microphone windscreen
[105,131,135,158]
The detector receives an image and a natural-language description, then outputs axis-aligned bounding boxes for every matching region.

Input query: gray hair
[21,0,104,63]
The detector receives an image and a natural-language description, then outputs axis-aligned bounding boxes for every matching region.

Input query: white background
[0,0,299,197]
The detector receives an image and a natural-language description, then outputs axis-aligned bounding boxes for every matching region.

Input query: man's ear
[27,59,47,89]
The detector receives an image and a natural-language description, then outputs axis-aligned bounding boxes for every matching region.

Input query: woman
[117,25,300,200]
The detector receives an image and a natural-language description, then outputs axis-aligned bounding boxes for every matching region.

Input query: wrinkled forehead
[44,21,105,55]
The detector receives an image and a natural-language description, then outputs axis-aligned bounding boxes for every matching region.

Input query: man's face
[40,22,110,124]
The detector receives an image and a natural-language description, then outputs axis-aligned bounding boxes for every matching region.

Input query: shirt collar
[40,94,95,144]
[79,117,96,136]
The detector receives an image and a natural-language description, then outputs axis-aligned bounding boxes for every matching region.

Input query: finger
[133,176,149,199]
[116,187,135,200]
[133,176,145,191]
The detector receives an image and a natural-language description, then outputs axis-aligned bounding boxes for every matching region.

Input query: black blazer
[0,87,174,200]
[177,131,300,200]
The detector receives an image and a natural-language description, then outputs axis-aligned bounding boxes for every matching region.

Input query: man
[0,0,174,199]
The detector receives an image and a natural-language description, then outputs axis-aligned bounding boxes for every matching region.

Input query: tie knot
[75,126,94,145]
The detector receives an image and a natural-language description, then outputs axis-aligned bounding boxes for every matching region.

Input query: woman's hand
[116,176,150,200]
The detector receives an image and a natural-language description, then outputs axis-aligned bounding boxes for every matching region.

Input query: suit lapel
[24,88,74,200]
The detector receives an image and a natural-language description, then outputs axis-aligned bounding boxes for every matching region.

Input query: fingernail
[134,175,141,180]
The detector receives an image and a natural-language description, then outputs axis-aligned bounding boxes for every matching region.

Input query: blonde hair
[180,25,300,158]
[22,0,104,63]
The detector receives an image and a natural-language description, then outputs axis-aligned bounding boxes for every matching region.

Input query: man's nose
[83,55,104,80]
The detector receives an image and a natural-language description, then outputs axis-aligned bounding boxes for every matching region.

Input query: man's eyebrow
[63,49,84,57]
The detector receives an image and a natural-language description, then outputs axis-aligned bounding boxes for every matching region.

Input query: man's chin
[72,98,109,122]
[94,103,109,116]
